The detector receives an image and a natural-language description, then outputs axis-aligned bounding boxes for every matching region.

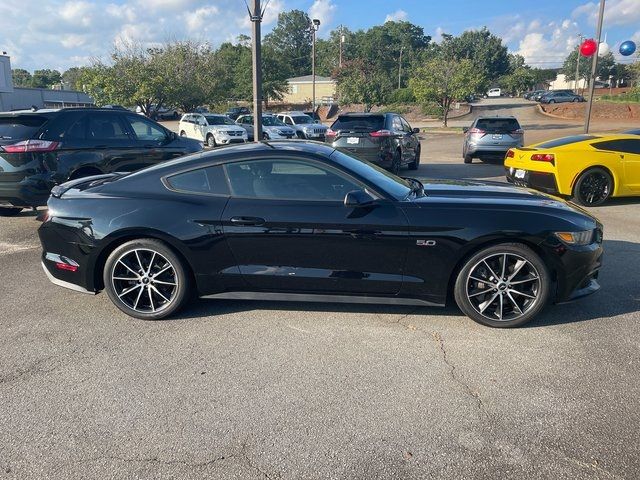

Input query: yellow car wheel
[572,168,613,206]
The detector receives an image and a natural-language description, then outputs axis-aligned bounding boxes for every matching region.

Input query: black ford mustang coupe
[38,141,603,327]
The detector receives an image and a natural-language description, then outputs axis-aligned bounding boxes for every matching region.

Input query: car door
[400,117,418,160]
[391,115,411,163]
[124,114,185,168]
[220,155,409,294]
[594,139,640,192]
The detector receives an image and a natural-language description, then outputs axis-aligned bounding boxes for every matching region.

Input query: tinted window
[475,118,520,132]
[127,116,167,142]
[401,118,412,132]
[291,115,312,124]
[88,113,129,140]
[41,112,87,140]
[0,115,49,142]
[536,135,599,149]
[391,116,403,131]
[592,139,640,154]
[224,159,361,201]
[165,165,228,195]
[262,116,286,126]
[331,115,385,132]
[204,115,234,126]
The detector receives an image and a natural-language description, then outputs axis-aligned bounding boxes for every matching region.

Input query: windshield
[205,115,235,126]
[263,116,286,126]
[291,115,313,124]
[330,149,412,200]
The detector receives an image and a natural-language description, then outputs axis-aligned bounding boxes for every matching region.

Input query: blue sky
[1,0,639,71]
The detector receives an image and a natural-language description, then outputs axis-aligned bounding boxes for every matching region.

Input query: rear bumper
[0,175,55,208]
[505,167,561,196]
[467,143,522,157]
[41,260,95,294]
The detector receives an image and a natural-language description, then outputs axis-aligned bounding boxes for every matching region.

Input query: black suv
[224,107,251,121]
[0,108,202,215]
[325,113,421,173]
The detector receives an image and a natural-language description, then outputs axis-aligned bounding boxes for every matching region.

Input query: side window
[400,117,412,132]
[284,117,293,125]
[40,112,87,140]
[165,165,229,195]
[87,113,129,140]
[224,159,362,201]
[126,116,167,142]
[593,139,640,154]
[391,116,403,132]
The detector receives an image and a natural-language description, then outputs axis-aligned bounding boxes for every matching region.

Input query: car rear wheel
[572,98,579,102]
[548,99,555,104]
[464,154,472,164]
[408,146,421,170]
[572,168,613,206]
[454,243,550,328]
[103,239,191,320]
[206,134,216,148]
[390,149,401,175]
[0,207,22,216]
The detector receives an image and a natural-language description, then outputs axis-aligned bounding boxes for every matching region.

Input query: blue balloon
[619,40,636,56]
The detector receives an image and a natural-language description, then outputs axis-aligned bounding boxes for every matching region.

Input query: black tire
[179,130,186,137]
[296,131,306,139]
[454,243,550,328]
[206,134,216,148]
[572,167,613,206]
[390,149,401,175]
[0,207,22,216]
[408,146,420,170]
[103,239,191,320]
[263,132,269,140]
[548,99,555,104]
[572,98,579,102]
[464,154,473,164]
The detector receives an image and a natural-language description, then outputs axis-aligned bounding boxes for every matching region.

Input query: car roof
[338,112,387,116]
[475,116,518,120]
[277,111,308,116]
[0,108,60,116]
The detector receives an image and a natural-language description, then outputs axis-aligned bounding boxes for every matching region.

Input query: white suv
[276,111,327,140]
[179,113,247,147]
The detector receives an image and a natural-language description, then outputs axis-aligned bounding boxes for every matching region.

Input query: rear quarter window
[165,165,229,195]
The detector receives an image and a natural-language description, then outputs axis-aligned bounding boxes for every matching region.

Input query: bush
[420,101,443,118]
[378,103,411,114]
[388,87,415,104]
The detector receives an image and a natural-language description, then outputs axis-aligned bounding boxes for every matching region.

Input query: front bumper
[215,133,247,145]
[505,167,560,196]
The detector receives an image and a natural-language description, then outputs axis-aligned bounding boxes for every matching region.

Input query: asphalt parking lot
[1,99,639,479]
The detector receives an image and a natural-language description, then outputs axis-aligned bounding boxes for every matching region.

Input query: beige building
[281,75,337,105]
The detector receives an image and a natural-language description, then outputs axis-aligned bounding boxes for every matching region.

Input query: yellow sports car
[505,132,640,206]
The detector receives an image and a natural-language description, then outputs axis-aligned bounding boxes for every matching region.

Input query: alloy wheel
[111,248,178,314]
[466,253,541,322]
[578,171,611,205]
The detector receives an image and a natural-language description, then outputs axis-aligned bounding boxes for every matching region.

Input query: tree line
[10,9,640,124]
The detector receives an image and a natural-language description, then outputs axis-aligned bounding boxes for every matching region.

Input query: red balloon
[580,39,597,56]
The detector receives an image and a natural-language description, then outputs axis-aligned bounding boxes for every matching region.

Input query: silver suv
[276,111,327,140]
[462,116,524,164]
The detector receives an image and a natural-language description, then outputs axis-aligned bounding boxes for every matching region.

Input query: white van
[487,88,501,98]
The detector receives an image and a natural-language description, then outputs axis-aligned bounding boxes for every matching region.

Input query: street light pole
[311,19,320,115]
[249,0,263,142]
[339,25,344,68]
[584,0,606,134]
[398,46,404,89]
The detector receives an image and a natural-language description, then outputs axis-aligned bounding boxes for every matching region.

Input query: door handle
[230,216,265,226]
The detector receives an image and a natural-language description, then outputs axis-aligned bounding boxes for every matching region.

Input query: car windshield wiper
[402,177,425,198]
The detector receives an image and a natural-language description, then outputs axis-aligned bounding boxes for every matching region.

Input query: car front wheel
[408,146,420,170]
[103,239,191,320]
[206,134,216,148]
[454,243,550,328]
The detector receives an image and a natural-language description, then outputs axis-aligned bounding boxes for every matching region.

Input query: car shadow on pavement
[521,123,580,131]
[172,239,639,328]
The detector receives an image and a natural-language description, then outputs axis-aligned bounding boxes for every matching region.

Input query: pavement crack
[432,331,489,419]
[240,442,278,480]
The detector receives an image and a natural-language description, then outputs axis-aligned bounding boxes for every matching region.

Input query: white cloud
[572,0,640,27]
[385,9,408,23]
[184,6,219,32]
[60,34,87,49]
[309,0,336,28]
[238,0,284,29]
[515,19,580,68]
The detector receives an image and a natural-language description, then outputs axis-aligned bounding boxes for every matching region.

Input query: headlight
[555,230,593,245]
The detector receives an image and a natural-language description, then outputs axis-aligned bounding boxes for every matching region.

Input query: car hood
[411,179,598,227]
[209,125,246,133]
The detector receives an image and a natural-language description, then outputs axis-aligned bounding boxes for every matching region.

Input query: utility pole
[398,46,404,89]
[311,19,320,115]
[584,0,605,134]
[339,25,343,68]
[575,34,583,93]
[248,0,263,141]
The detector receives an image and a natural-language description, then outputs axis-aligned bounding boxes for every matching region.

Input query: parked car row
[523,89,585,103]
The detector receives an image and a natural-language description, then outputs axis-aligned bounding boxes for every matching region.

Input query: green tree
[61,67,85,90]
[502,67,535,95]
[410,57,483,126]
[31,69,62,88]
[562,49,616,86]
[440,28,509,84]
[11,69,31,87]
[264,9,313,78]
[335,59,393,111]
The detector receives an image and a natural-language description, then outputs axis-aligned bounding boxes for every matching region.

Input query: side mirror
[412,127,420,134]
[344,189,376,207]
[462,127,469,133]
